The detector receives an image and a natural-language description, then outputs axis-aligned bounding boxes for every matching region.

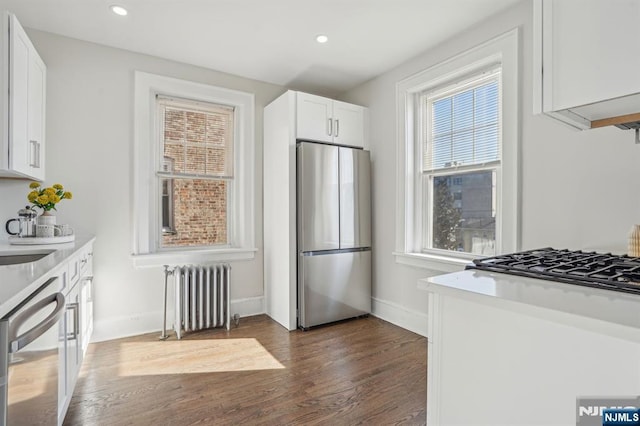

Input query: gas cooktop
[466,248,640,295]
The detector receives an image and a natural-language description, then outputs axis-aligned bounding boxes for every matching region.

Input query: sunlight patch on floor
[117,338,285,376]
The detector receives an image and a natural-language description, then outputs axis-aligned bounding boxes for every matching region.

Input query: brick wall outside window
[159,100,233,248]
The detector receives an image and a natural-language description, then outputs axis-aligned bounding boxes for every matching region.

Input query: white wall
[0,30,285,341]
[339,1,640,335]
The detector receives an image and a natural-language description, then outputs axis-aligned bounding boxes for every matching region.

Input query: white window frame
[394,29,520,272]
[132,71,256,267]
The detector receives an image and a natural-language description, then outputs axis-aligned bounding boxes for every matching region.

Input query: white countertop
[0,234,95,318]
[419,269,640,342]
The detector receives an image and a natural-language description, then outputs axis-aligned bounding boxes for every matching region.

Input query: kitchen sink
[0,250,55,266]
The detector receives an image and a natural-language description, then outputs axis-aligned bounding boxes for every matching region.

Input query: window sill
[393,251,473,273]
[132,248,257,268]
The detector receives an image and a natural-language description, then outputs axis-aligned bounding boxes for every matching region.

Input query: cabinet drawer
[67,254,81,286]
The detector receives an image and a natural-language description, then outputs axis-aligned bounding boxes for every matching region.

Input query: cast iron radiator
[172,264,231,339]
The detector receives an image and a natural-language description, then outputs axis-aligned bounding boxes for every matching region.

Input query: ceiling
[2,0,521,95]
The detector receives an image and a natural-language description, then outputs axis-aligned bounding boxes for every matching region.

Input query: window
[133,72,255,267]
[157,97,234,248]
[422,70,500,255]
[395,29,519,271]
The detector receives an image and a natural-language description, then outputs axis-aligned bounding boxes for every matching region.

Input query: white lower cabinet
[58,242,94,425]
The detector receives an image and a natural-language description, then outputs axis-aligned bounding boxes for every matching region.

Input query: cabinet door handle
[334,119,339,137]
[29,140,39,168]
[66,302,79,340]
[327,118,333,136]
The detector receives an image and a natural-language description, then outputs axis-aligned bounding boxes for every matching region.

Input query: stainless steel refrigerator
[297,141,371,329]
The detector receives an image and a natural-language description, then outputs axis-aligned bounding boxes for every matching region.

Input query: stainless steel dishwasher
[0,276,65,425]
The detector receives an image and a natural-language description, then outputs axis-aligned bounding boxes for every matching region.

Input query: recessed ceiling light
[316,35,328,44]
[110,5,128,16]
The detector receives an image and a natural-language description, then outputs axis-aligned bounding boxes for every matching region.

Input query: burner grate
[466,248,640,295]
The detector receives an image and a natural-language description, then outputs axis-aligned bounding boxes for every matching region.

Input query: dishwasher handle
[9,292,65,354]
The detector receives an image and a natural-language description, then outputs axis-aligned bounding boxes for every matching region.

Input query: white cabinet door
[27,49,46,180]
[2,13,46,180]
[80,246,94,355]
[9,14,30,176]
[61,282,80,418]
[546,0,640,111]
[80,276,93,355]
[296,92,332,143]
[536,0,640,127]
[332,100,365,148]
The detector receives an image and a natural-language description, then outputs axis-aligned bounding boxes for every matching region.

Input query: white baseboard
[230,296,265,318]
[92,310,163,342]
[371,297,428,337]
[92,296,265,342]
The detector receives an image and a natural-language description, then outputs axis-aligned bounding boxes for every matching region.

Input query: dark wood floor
[64,315,427,425]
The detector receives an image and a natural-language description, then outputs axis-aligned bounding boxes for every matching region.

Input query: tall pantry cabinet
[263,90,367,330]
[0,11,47,180]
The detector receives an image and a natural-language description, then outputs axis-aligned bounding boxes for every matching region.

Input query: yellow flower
[27,182,72,209]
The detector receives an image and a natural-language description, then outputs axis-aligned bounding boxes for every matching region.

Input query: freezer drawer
[298,250,371,329]
[339,147,371,249]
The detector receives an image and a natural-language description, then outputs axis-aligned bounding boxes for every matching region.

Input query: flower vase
[628,224,640,257]
[37,210,56,226]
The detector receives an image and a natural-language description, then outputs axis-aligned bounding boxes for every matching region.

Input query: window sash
[422,69,501,174]
[157,96,235,179]
[157,175,232,250]
[422,165,499,254]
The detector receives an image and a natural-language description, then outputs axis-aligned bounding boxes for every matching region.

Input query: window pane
[432,97,452,136]
[432,135,451,169]
[161,178,227,248]
[185,111,206,144]
[474,126,499,163]
[451,129,473,166]
[474,82,499,126]
[185,145,206,174]
[452,90,473,132]
[164,109,185,143]
[432,170,495,255]
[206,147,227,176]
[163,145,183,173]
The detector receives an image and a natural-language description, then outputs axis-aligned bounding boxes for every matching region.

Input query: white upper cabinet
[534,0,640,130]
[332,100,365,147]
[296,92,365,148]
[0,12,46,180]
